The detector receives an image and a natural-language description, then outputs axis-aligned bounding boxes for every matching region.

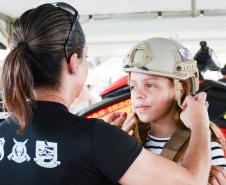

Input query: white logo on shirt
[8,138,30,163]
[0,137,5,161]
[34,140,61,168]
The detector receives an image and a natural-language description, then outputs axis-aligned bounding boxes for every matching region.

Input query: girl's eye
[147,84,157,89]
[129,85,135,91]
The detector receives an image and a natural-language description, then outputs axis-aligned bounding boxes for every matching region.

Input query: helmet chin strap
[174,79,183,109]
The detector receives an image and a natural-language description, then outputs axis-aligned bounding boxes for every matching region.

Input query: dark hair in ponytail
[2,47,34,134]
[1,3,85,134]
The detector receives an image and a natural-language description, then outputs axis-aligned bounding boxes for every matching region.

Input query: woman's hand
[180,92,210,130]
[105,112,127,127]
[106,112,136,135]
[208,166,226,185]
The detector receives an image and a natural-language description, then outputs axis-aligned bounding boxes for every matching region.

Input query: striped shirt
[145,133,226,168]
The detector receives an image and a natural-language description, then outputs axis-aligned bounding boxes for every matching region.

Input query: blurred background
[0,0,226,112]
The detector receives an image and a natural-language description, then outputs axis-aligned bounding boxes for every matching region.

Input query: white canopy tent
[0,0,226,56]
[0,0,226,87]
[0,0,226,17]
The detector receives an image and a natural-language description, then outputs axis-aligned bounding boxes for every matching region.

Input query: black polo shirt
[0,101,142,185]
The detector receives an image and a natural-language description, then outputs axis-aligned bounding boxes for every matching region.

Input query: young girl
[120,37,226,185]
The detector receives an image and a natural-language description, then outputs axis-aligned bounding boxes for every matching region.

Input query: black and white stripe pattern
[145,134,170,155]
[145,133,226,168]
[211,141,226,168]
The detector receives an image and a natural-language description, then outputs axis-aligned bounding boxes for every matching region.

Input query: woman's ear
[68,53,78,75]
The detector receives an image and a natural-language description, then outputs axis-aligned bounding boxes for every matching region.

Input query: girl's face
[130,72,176,123]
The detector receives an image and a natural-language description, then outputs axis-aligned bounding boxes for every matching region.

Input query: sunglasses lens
[51,2,78,18]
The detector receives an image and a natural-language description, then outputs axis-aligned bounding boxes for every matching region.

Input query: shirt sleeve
[211,141,226,169]
[91,120,142,183]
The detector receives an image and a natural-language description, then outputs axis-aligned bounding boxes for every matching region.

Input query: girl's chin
[137,117,152,124]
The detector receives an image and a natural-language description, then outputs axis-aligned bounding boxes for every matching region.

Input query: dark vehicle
[78,76,226,137]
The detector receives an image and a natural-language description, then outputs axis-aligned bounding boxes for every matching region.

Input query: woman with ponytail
[0,3,212,185]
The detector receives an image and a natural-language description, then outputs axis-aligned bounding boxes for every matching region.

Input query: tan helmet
[123,37,199,108]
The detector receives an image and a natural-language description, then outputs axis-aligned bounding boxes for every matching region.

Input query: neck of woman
[34,87,71,108]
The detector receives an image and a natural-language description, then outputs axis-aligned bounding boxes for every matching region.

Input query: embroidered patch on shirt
[0,137,5,161]
[34,140,61,168]
[8,138,30,163]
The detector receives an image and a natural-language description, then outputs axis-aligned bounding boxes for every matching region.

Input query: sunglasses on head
[50,2,79,59]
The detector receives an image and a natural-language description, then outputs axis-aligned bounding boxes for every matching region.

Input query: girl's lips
[135,105,150,112]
